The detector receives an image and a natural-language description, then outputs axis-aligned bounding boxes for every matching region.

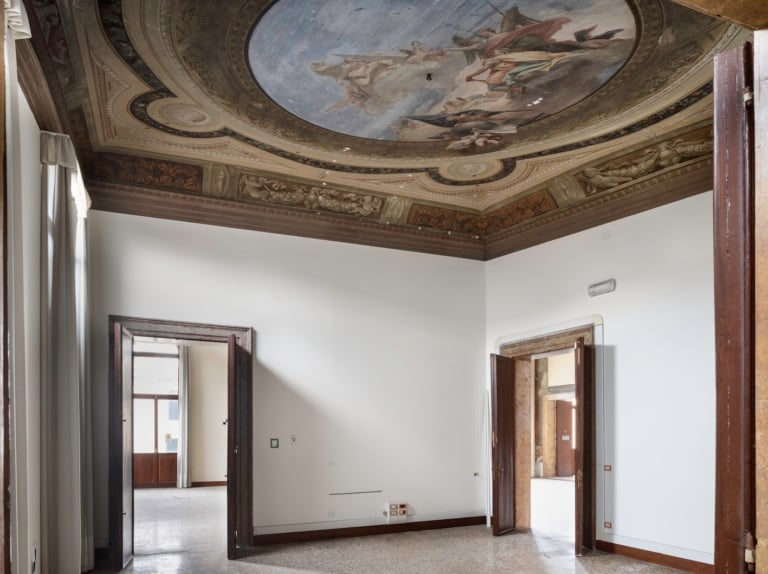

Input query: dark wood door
[574,338,595,556]
[555,400,574,477]
[491,354,516,535]
[116,323,135,569]
[133,453,177,487]
[133,453,157,487]
[158,454,178,486]
[228,333,253,557]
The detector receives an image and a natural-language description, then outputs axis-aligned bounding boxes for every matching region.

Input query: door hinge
[745,532,755,571]
[234,445,239,455]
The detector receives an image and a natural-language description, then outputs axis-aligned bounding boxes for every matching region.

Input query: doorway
[131,337,229,558]
[108,316,254,570]
[490,325,595,556]
[531,350,576,541]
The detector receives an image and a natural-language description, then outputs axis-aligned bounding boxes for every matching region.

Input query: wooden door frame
[712,43,756,572]
[108,316,253,567]
[497,324,595,550]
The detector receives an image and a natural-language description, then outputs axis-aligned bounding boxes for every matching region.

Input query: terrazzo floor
[95,487,689,574]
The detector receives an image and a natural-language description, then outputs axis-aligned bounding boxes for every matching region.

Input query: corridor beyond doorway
[531,349,577,543]
[134,487,226,556]
[531,477,576,540]
[131,336,229,559]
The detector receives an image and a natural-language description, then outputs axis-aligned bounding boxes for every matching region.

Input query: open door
[491,354,516,535]
[110,322,134,569]
[109,317,253,564]
[574,338,595,556]
[227,333,253,557]
[227,335,237,559]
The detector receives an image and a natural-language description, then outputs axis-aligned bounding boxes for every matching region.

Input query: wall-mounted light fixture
[588,279,616,297]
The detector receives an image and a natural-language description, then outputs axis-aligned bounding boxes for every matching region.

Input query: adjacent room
[130,338,229,558]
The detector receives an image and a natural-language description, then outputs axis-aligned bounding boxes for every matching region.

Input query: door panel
[713,43,756,572]
[491,353,516,536]
[116,324,135,569]
[555,400,574,477]
[133,454,157,487]
[158,454,178,486]
[227,335,237,558]
[574,338,595,556]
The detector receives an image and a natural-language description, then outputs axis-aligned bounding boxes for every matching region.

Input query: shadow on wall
[251,338,390,530]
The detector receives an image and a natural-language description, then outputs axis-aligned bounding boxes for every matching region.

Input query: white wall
[547,351,574,388]
[88,213,487,542]
[9,82,42,574]
[189,343,228,484]
[486,193,716,563]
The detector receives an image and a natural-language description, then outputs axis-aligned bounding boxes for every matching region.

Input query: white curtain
[177,345,192,488]
[39,132,93,572]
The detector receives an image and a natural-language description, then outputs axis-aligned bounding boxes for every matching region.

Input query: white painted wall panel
[89,213,487,540]
[17,87,42,574]
[188,343,228,484]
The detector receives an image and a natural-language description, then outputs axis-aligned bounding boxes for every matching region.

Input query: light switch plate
[270,438,279,448]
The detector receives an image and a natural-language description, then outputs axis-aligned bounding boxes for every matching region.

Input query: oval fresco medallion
[249,0,636,145]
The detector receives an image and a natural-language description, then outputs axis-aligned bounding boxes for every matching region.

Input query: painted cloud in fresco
[249,0,636,144]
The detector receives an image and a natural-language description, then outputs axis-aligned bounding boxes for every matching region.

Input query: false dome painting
[249,0,637,144]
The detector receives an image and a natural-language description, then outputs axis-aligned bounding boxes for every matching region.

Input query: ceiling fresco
[250,0,636,145]
[20,0,747,259]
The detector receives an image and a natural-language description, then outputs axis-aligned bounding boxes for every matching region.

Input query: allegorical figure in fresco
[298,1,634,145]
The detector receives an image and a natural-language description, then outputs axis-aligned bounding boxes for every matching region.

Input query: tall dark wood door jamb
[109,316,253,568]
[0,3,10,569]
[227,335,237,559]
[109,322,135,570]
[574,338,595,556]
[713,43,755,573]
[233,334,254,554]
[491,353,516,535]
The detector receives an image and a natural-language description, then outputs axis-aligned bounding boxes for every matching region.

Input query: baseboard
[191,481,227,487]
[595,540,715,574]
[253,515,486,545]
